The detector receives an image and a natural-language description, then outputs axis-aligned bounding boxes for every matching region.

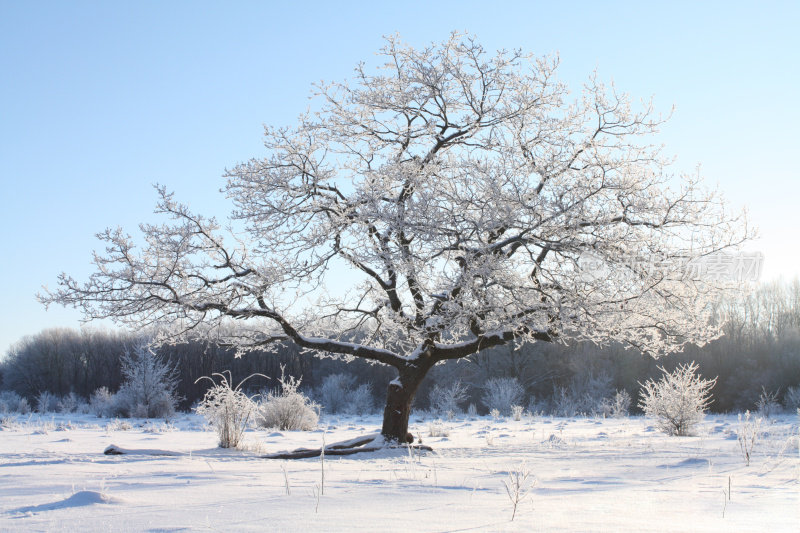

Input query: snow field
[0,413,797,532]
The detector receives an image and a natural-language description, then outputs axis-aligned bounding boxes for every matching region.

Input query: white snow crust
[0,412,797,531]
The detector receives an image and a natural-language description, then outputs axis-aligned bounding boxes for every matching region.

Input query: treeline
[2,280,799,415]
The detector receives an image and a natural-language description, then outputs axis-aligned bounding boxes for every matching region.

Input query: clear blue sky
[1,1,798,356]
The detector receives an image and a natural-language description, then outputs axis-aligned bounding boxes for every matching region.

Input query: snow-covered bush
[510,404,525,421]
[258,370,319,431]
[736,410,762,467]
[756,387,781,418]
[347,383,374,415]
[551,386,580,417]
[638,362,716,436]
[115,341,180,419]
[0,391,29,414]
[600,390,632,418]
[90,387,119,418]
[316,373,374,415]
[481,377,524,416]
[429,380,469,416]
[783,385,800,411]
[57,392,81,414]
[195,371,263,448]
[428,421,449,437]
[18,397,31,414]
[35,391,58,413]
[551,372,615,416]
[317,373,356,414]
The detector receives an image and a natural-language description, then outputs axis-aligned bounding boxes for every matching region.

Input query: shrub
[90,387,119,418]
[428,421,450,437]
[258,369,319,431]
[481,378,524,416]
[346,383,374,415]
[551,386,580,417]
[115,341,180,418]
[756,387,781,418]
[317,373,356,414]
[600,390,632,418]
[0,391,28,414]
[736,410,762,466]
[57,392,81,414]
[429,380,469,416]
[783,385,800,411]
[17,397,31,414]
[317,374,375,415]
[638,362,716,436]
[36,391,58,413]
[195,371,263,448]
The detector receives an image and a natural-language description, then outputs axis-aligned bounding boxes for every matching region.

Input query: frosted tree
[116,339,180,418]
[41,34,748,444]
[638,362,716,436]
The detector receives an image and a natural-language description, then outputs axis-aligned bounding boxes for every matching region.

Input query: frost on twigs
[503,462,536,521]
[116,339,180,419]
[429,380,469,416]
[195,371,265,448]
[40,32,751,442]
[481,378,524,416]
[638,362,716,436]
[258,367,320,431]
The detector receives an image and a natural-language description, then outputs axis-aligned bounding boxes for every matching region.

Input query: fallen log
[103,444,183,456]
[262,433,433,460]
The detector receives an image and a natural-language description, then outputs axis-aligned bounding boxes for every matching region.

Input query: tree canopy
[41,34,749,441]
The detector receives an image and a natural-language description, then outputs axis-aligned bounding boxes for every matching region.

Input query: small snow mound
[542,433,567,448]
[659,457,707,468]
[268,432,284,437]
[12,491,125,514]
[63,490,123,506]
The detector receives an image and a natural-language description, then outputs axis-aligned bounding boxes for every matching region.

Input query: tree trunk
[381,362,432,443]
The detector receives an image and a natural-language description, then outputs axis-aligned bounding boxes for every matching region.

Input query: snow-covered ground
[1,412,797,532]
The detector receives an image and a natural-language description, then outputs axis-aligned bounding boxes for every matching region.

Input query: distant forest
[2,279,799,415]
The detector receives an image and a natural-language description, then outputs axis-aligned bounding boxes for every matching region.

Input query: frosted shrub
[429,380,469,416]
[57,392,81,414]
[736,410,762,466]
[428,421,450,437]
[756,387,781,418]
[316,373,374,415]
[36,391,58,413]
[502,462,535,521]
[783,385,800,411]
[551,386,580,417]
[510,405,525,421]
[0,391,29,414]
[550,372,615,417]
[481,378,524,416]
[17,397,31,414]
[259,370,319,431]
[90,387,119,418]
[116,341,180,418]
[195,371,263,449]
[600,390,631,418]
[346,383,374,415]
[638,362,716,436]
[318,373,356,414]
